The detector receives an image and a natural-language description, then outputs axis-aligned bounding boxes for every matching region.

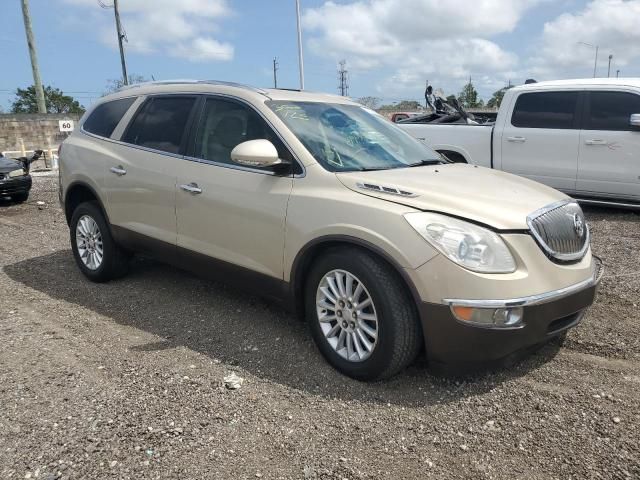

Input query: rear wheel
[70,202,129,282]
[305,248,422,380]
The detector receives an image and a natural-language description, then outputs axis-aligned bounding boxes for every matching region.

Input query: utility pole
[20,0,46,113]
[295,0,304,90]
[113,0,129,85]
[273,57,278,88]
[338,60,348,96]
[607,54,613,77]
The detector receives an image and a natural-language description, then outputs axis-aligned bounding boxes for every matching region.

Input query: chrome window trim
[526,199,591,262]
[444,257,603,309]
[80,92,306,178]
[181,155,279,176]
[79,129,185,160]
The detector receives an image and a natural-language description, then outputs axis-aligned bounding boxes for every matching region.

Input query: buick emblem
[573,213,585,238]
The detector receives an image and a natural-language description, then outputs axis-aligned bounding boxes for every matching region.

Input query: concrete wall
[0,113,81,169]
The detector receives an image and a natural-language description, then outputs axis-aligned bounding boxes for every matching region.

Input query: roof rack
[116,79,268,95]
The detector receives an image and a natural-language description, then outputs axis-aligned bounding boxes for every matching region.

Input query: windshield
[267,101,442,172]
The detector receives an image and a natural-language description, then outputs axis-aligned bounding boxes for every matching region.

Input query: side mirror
[230,139,288,169]
[630,114,640,128]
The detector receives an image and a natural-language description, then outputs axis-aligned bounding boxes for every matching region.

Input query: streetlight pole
[578,42,599,78]
[607,54,613,77]
[295,0,305,90]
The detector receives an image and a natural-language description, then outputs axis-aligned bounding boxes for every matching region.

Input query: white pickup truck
[398,78,640,208]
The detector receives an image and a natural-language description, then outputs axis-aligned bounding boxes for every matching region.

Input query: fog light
[451,305,524,328]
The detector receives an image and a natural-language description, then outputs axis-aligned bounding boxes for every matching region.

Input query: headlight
[8,168,26,178]
[404,212,516,273]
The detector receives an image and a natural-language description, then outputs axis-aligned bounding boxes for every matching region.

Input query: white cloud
[60,0,234,62]
[303,0,539,98]
[530,0,640,78]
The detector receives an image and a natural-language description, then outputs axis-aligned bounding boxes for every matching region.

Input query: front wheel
[70,201,129,282]
[305,248,422,381]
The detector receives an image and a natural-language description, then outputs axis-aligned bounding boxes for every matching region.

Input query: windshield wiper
[406,159,446,167]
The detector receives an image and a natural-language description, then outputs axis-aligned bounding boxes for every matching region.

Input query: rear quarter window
[511,91,579,129]
[83,97,136,138]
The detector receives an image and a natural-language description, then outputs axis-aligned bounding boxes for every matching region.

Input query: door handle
[507,136,526,143]
[585,139,608,146]
[109,165,127,176]
[180,182,202,194]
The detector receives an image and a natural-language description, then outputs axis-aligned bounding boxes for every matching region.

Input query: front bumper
[0,175,32,197]
[419,258,603,372]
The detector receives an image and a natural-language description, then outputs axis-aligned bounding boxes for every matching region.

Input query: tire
[305,247,422,381]
[70,201,129,282]
[438,150,467,163]
[12,192,29,203]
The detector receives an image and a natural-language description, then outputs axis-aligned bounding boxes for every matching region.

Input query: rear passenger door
[175,96,294,287]
[577,90,640,200]
[500,90,581,193]
[105,95,198,248]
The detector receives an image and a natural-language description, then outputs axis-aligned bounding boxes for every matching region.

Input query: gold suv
[59,81,602,380]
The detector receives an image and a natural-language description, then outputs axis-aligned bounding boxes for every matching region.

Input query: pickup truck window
[585,91,640,131]
[267,101,441,172]
[511,91,579,129]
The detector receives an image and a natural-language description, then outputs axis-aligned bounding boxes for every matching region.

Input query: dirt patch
[1,177,638,479]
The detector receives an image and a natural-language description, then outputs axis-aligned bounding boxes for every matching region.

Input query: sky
[1,0,639,111]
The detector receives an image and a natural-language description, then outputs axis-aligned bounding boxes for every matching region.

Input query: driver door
[175,96,295,287]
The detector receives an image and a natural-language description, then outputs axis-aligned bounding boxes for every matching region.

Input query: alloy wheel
[316,269,379,362]
[76,214,104,270]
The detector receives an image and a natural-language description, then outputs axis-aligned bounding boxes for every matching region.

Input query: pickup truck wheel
[438,150,467,163]
[305,248,422,381]
[70,201,129,282]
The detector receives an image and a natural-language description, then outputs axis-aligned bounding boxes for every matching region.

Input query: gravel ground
[1,176,638,480]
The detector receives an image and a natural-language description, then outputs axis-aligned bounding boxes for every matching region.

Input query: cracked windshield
[268,101,442,172]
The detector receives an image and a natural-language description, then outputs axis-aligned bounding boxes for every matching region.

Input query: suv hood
[336,163,568,230]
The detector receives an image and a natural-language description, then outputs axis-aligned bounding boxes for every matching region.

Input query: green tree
[356,96,381,109]
[458,79,483,108]
[11,85,84,114]
[487,86,512,109]
[380,100,422,111]
[105,74,149,93]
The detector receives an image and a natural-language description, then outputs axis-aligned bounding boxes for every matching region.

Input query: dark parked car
[0,150,41,203]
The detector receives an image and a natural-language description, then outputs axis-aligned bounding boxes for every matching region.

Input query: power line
[338,60,348,97]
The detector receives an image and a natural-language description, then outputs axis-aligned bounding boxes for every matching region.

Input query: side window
[122,96,196,154]
[193,97,294,168]
[585,91,640,131]
[511,91,579,129]
[83,97,136,138]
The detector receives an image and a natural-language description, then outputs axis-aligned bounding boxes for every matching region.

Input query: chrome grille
[527,200,589,262]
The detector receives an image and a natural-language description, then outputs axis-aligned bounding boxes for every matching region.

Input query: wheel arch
[64,181,110,226]
[289,235,423,320]
[436,149,469,163]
